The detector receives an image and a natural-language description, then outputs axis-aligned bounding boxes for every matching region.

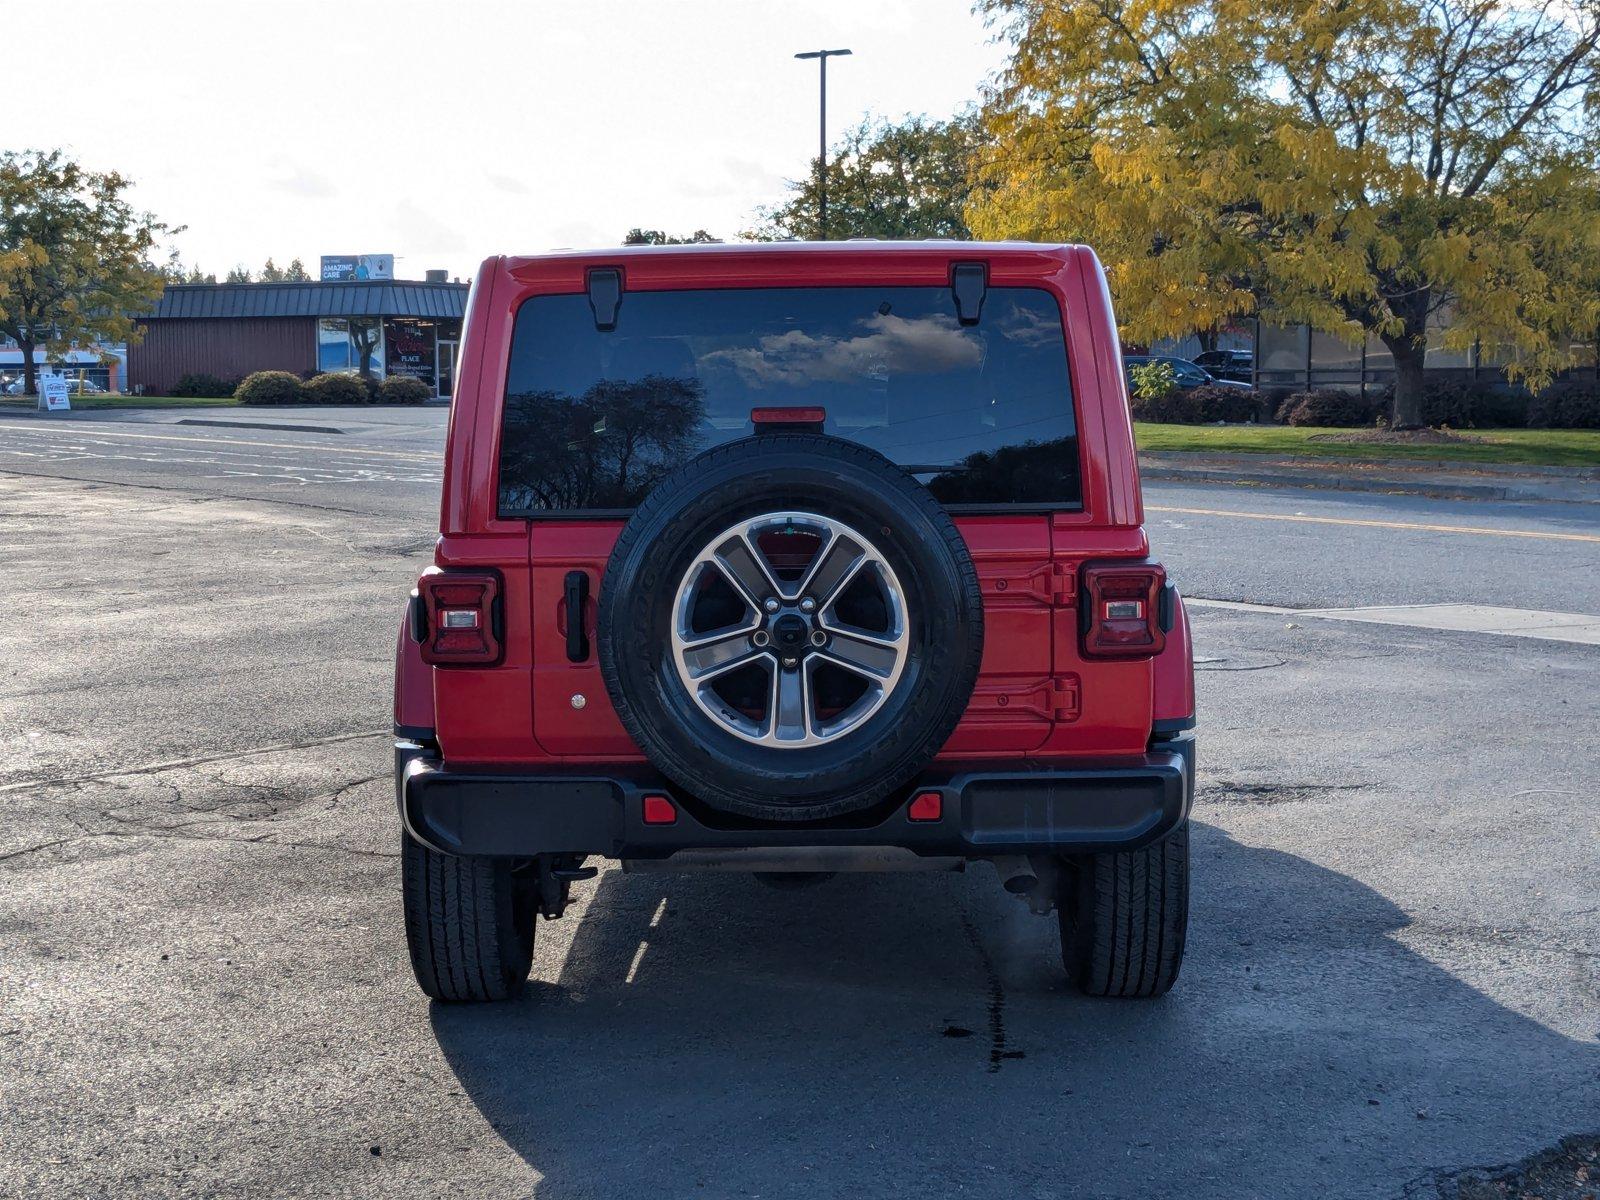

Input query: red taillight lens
[1081,563,1167,659]
[417,570,503,665]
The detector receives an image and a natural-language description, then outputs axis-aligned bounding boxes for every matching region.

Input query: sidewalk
[1139,451,1600,504]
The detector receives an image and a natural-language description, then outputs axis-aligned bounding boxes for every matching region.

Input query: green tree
[622,228,720,245]
[225,265,252,283]
[260,257,285,282]
[972,0,1600,427]
[750,113,984,241]
[1129,360,1177,401]
[284,257,311,282]
[0,150,170,396]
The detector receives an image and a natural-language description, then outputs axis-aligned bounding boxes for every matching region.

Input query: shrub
[302,371,372,405]
[1129,359,1177,400]
[1280,389,1384,427]
[1373,380,1530,428]
[1527,379,1600,429]
[380,375,431,405]
[235,370,304,405]
[1130,384,1266,424]
[171,372,238,398]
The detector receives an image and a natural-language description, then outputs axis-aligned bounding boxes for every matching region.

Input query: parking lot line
[1148,504,1600,544]
[1,423,442,462]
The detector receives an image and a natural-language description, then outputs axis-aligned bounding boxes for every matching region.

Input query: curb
[176,418,344,435]
[1140,450,1599,481]
[1140,464,1546,502]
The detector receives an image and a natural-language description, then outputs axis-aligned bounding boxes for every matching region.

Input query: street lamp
[794,48,852,241]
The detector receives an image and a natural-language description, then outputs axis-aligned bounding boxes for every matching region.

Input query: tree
[972,0,1600,427]
[260,257,285,282]
[622,228,720,245]
[225,265,252,283]
[284,257,311,282]
[0,150,170,396]
[749,114,984,241]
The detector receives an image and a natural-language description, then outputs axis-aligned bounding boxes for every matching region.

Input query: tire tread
[1062,824,1188,998]
[402,834,534,1003]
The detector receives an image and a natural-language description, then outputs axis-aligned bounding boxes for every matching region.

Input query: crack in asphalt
[0,729,390,796]
[0,826,399,867]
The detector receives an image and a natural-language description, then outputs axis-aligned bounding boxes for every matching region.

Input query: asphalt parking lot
[2,408,1596,1199]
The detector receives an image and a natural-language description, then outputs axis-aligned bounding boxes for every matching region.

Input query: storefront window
[317,317,384,377]
[384,318,437,389]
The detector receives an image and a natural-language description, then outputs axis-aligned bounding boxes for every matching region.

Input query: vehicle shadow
[430,825,1598,1199]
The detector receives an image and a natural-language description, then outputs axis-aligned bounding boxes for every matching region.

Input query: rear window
[497,285,1079,516]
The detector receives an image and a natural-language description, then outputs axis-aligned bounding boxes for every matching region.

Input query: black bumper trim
[399,736,1194,861]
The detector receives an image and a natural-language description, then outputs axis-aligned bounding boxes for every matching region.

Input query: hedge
[235,370,304,405]
[301,372,371,405]
[379,375,431,405]
[1130,384,1266,424]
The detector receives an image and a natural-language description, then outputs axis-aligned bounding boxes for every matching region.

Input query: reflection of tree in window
[923,437,1081,506]
[350,318,381,380]
[500,374,706,511]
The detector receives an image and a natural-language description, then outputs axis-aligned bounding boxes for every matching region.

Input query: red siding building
[129,279,468,396]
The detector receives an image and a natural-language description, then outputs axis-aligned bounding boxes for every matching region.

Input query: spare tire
[598,433,983,821]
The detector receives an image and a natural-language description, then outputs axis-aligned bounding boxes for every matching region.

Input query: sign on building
[37,374,71,412]
[320,254,394,282]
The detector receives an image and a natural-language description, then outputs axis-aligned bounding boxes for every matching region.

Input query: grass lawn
[1133,422,1600,468]
[0,395,239,411]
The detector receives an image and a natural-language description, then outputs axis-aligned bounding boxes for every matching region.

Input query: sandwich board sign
[38,374,71,412]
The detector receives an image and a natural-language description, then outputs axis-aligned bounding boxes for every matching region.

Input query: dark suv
[394,243,1196,1002]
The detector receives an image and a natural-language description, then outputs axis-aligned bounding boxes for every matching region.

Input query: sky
[23,1,1009,283]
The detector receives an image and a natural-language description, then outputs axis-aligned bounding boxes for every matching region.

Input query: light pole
[794,48,852,240]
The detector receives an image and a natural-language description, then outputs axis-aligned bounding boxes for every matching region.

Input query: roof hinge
[951,261,987,326]
[587,267,623,331]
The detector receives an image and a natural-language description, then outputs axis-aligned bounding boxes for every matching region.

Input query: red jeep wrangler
[394,243,1195,1003]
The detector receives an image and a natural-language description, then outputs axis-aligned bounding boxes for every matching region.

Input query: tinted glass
[497,286,1079,515]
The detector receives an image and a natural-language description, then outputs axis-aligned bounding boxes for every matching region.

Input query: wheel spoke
[798,534,866,608]
[767,666,810,743]
[713,534,781,606]
[679,629,761,681]
[816,628,900,680]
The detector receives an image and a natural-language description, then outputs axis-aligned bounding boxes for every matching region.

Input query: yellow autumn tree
[971,0,1600,426]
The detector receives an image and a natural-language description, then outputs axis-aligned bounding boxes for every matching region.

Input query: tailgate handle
[564,571,590,662]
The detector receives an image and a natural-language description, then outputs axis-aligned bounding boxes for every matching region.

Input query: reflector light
[1081,563,1167,659]
[908,791,942,822]
[642,794,678,825]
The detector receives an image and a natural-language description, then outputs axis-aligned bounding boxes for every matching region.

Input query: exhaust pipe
[992,855,1061,915]
[992,855,1039,895]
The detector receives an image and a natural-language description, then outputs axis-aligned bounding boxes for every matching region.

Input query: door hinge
[1047,675,1081,721]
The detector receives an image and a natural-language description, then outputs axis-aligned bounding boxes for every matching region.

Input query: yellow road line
[1147,505,1600,544]
[1,423,442,462]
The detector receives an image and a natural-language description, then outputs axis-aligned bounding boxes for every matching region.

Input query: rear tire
[1059,823,1189,998]
[402,833,537,1003]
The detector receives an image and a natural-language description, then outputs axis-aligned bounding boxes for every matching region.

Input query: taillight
[416,570,504,666]
[1080,563,1168,659]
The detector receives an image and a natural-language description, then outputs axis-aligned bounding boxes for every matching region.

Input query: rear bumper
[396,735,1194,862]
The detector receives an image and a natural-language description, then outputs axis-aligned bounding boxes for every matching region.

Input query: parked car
[1124,353,1252,391]
[394,243,1197,1003]
[1191,348,1254,384]
[0,375,108,395]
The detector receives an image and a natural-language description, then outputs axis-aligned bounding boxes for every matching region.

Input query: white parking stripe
[1189,598,1600,644]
